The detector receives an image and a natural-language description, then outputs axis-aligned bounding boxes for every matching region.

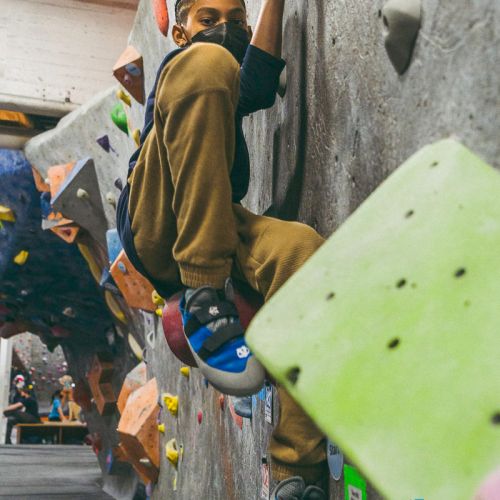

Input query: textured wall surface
[22,0,500,499]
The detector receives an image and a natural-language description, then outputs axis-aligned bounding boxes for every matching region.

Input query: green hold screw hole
[491,412,500,425]
[455,268,466,278]
[430,161,439,168]
[286,367,301,385]
[396,279,407,288]
[388,338,400,349]
[326,292,335,301]
[405,209,415,218]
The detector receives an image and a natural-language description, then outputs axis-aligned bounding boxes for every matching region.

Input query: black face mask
[191,22,250,65]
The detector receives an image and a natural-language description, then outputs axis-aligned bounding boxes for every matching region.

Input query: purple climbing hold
[96,135,110,152]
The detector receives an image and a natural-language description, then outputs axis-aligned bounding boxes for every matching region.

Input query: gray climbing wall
[23,0,499,499]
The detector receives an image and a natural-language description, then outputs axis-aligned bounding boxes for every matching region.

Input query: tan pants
[128,43,327,483]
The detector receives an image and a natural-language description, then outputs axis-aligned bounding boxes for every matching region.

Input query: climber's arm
[250,0,285,59]
[238,0,286,115]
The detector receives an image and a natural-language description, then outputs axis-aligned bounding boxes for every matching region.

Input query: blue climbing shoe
[180,279,265,397]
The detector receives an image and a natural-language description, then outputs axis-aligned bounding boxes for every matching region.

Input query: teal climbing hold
[247,139,500,500]
[111,102,128,134]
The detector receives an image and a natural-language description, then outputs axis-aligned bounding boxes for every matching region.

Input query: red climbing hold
[152,0,169,36]
[219,395,225,411]
[161,280,263,367]
[197,410,203,425]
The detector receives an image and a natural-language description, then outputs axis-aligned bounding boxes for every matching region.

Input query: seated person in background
[48,390,67,422]
[59,375,81,421]
[3,387,41,444]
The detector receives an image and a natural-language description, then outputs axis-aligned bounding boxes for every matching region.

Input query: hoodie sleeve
[238,45,286,116]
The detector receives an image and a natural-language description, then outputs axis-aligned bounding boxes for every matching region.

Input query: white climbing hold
[76,188,89,199]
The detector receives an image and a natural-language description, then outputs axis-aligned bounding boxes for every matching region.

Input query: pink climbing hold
[197,410,203,425]
[475,467,500,500]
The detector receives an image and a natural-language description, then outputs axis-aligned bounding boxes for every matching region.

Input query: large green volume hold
[246,139,500,500]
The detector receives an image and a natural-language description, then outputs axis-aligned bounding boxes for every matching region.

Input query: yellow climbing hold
[180,367,190,378]
[158,423,166,433]
[132,129,141,147]
[151,290,165,306]
[116,89,132,107]
[77,243,102,284]
[104,291,127,324]
[155,307,163,317]
[162,393,179,416]
[14,250,29,265]
[0,205,15,222]
[128,333,143,361]
[165,438,179,467]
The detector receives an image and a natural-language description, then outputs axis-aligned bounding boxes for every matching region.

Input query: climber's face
[173,0,250,47]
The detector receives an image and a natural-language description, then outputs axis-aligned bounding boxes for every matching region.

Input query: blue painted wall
[0,149,113,348]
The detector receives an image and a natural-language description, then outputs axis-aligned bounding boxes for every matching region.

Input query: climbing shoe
[233,396,253,418]
[180,278,265,397]
[270,476,305,500]
[301,485,327,500]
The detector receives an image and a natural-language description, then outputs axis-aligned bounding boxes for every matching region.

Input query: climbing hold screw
[162,393,179,416]
[118,261,127,274]
[76,188,90,199]
[180,367,190,378]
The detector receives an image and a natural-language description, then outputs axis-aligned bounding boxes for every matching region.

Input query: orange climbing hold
[110,250,156,311]
[152,0,170,36]
[117,362,147,414]
[113,46,145,104]
[87,354,117,416]
[118,378,160,483]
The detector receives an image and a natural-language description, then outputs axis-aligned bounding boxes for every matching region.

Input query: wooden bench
[15,421,88,445]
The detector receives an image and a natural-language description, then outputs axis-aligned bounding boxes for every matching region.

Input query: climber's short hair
[175,0,246,25]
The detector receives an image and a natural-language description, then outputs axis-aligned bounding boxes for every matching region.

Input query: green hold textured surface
[247,139,500,500]
[111,102,128,134]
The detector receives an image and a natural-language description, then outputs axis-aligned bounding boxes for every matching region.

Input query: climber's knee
[162,43,240,102]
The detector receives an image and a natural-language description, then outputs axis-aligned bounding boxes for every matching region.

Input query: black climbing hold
[382,0,422,74]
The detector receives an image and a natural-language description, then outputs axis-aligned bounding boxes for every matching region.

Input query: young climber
[48,390,67,422]
[117,0,328,497]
